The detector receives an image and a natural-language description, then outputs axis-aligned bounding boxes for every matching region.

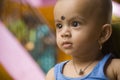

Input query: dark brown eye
[72,21,80,27]
[56,23,63,29]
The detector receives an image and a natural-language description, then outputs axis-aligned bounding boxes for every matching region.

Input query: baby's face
[54,0,101,56]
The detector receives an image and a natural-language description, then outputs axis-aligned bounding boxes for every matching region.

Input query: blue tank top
[54,54,112,80]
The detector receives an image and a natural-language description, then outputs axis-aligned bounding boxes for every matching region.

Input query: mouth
[62,41,72,49]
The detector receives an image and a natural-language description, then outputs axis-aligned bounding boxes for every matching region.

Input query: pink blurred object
[113,1,120,17]
[0,21,45,80]
[12,0,56,7]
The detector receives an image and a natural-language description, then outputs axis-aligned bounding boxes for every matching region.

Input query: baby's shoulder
[45,61,68,80]
[110,58,120,65]
[106,58,120,80]
[109,58,120,70]
[45,67,55,80]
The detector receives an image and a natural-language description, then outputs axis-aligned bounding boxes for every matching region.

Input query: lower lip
[63,43,72,48]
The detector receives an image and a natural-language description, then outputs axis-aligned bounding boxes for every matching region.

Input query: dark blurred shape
[0,0,4,19]
[113,0,120,3]
[102,22,120,58]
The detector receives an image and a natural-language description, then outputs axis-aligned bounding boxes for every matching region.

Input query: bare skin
[46,0,120,80]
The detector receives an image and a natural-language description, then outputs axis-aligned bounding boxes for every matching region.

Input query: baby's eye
[71,21,80,27]
[56,23,63,29]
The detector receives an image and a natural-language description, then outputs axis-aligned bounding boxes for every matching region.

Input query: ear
[98,24,112,44]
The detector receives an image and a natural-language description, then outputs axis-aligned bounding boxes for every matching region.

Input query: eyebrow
[70,16,86,22]
[54,16,86,23]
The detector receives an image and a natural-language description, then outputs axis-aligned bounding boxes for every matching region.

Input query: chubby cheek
[56,33,62,49]
[72,32,98,53]
[56,38,61,49]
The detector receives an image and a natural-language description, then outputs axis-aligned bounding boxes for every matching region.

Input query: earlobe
[99,24,112,44]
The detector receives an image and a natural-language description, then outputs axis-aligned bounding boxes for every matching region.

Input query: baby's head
[54,0,112,55]
[54,0,112,25]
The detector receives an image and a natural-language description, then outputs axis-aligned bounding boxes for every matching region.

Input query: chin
[63,50,74,55]
[64,50,83,57]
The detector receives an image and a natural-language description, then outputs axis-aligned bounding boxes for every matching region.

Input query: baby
[46,0,120,80]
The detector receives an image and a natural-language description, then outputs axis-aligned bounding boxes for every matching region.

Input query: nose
[61,27,71,38]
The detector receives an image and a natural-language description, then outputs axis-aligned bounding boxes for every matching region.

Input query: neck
[71,51,103,65]
[70,51,104,76]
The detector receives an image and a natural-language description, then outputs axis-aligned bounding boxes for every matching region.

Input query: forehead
[54,0,98,20]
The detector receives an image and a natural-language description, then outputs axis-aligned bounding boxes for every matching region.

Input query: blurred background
[0,0,120,80]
